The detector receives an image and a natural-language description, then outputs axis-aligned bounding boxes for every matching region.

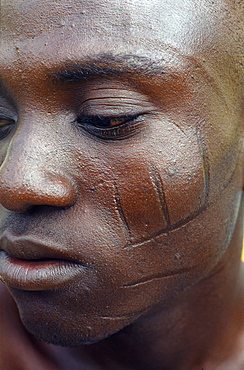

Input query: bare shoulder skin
[0,0,243,369]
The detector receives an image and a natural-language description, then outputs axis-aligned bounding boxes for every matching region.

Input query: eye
[0,118,15,140]
[76,114,145,140]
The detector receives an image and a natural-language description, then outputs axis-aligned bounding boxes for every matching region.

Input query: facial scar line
[99,306,152,320]
[120,266,197,288]
[149,164,171,226]
[124,129,210,250]
[113,182,132,242]
[221,144,242,192]
[196,122,210,201]
[123,202,207,250]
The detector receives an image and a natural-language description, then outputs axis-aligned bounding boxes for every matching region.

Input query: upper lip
[0,231,79,263]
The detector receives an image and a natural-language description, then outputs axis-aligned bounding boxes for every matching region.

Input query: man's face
[0,0,243,345]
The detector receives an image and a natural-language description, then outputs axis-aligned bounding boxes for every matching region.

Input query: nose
[0,133,77,213]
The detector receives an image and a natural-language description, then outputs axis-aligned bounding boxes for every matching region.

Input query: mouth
[0,233,85,291]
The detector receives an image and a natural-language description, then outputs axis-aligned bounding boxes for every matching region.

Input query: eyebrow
[52,53,171,82]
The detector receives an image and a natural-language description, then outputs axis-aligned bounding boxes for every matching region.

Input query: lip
[0,232,85,290]
[0,232,79,261]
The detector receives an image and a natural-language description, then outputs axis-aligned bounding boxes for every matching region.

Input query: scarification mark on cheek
[149,164,171,226]
[113,182,132,243]
[168,119,187,136]
[124,204,207,250]
[112,127,211,250]
[120,265,198,288]
[99,306,151,320]
[125,141,241,252]
[123,134,209,249]
[196,123,210,201]
[221,155,242,192]
[112,161,168,243]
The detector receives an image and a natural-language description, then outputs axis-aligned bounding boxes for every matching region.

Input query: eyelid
[76,113,142,126]
[0,102,17,137]
[79,85,153,103]
[77,85,155,117]
[79,102,152,119]
[0,118,15,140]
[0,117,14,125]
[0,104,17,122]
[75,113,146,141]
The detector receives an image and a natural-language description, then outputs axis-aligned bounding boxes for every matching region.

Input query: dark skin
[0,0,243,368]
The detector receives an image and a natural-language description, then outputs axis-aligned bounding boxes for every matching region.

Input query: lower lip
[0,251,85,291]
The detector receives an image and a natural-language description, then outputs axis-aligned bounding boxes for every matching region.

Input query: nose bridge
[0,121,77,212]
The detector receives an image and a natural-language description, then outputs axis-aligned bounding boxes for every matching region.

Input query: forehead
[1,0,212,39]
[0,0,229,59]
[0,0,241,101]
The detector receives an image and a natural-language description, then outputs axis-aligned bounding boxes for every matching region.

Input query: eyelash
[0,118,15,140]
[0,113,146,141]
[76,113,144,140]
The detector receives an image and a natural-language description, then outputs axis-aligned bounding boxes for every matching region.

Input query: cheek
[66,122,205,251]
[110,125,206,244]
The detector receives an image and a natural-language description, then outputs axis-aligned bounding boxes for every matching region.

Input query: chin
[9,287,137,347]
[20,311,133,347]
[21,316,105,347]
